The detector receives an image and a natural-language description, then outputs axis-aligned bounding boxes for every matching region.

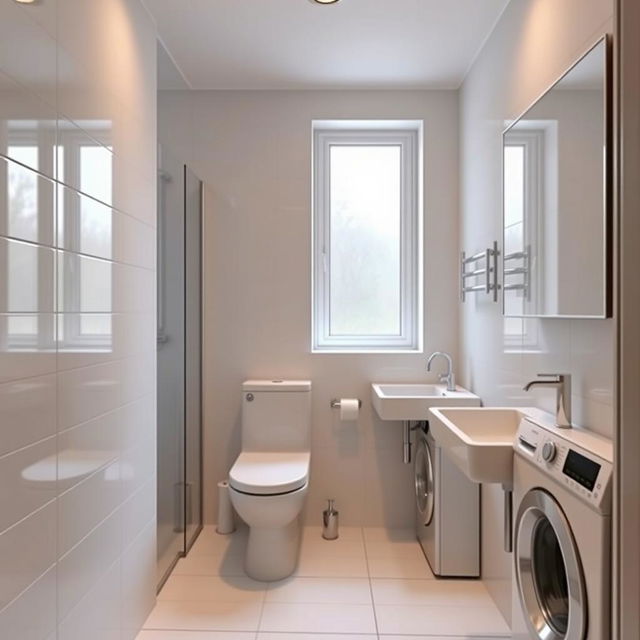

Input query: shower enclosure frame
[156,149,204,589]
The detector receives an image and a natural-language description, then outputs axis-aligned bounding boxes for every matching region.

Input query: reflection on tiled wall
[0,1,157,639]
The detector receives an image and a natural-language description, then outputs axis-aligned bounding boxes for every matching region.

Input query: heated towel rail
[460,241,500,302]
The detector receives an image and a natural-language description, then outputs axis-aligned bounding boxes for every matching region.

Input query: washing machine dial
[541,440,557,463]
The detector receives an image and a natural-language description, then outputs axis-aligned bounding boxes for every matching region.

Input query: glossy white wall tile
[458,0,614,620]
[0,501,57,609]
[0,436,57,532]
[0,0,157,638]
[0,374,57,456]
[122,521,157,640]
[57,361,123,429]
[57,558,121,640]
[57,509,122,622]
[0,566,57,640]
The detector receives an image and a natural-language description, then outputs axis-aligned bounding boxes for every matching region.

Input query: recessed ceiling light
[14,0,38,4]
[310,0,341,5]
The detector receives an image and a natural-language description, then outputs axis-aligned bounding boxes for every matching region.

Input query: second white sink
[372,383,480,420]
[428,407,531,485]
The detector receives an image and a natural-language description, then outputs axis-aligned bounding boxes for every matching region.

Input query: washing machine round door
[414,437,434,527]
[515,489,586,640]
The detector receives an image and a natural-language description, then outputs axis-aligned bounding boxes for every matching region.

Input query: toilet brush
[322,499,339,540]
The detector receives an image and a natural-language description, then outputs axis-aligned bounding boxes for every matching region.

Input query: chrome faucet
[427,351,456,392]
[523,374,572,428]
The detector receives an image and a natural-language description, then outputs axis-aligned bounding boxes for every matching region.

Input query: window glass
[329,145,401,336]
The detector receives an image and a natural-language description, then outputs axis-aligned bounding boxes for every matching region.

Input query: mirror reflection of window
[502,38,609,320]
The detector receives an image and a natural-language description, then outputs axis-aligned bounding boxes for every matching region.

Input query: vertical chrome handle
[485,248,492,294]
[492,241,500,302]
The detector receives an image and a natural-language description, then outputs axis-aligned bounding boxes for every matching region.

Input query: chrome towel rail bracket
[460,241,500,303]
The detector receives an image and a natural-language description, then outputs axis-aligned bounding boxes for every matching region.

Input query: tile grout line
[253,571,269,640]
[361,527,382,639]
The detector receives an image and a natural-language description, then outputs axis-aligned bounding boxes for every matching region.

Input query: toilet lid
[229,451,310,495]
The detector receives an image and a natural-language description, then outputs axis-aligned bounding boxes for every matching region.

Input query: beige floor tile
[159,575,266,602]
[188,527,248,557]
[141,526,511,639]
[295,531,368,577]
[302,526,364,545]
[371,578,495,607]
[295,552,368,578]
[259,603,377,634]
[366,547,435,579]
[300,528,366,556]
[172,552,246,577]
[137,632,255,640]
[375,604,511,636]
[362,527,415,545]
[266,577,372,604]
[380,636,510,640]
[143,600,263,632]
[259,635,376,640]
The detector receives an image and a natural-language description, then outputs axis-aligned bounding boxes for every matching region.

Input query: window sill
[311,348,423,355]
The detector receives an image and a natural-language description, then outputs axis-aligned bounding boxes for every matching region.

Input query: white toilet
[228,379,311,581]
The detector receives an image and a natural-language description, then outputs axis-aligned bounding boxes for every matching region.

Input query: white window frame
[312,122,422,353]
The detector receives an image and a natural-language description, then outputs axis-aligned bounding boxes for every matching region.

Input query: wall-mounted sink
[428,407,536,485]
[371,383,480,421]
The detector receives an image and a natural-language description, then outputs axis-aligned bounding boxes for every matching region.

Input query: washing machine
[415,423,480,577]
[511,417,613,640]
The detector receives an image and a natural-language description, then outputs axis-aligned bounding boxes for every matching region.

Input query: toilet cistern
[427,351,456,392]
[523,373,572,428]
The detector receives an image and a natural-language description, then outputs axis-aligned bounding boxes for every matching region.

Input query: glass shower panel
[156,146,186,585]
[156,147,203,587]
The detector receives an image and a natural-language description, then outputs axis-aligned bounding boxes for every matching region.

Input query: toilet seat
[229,451,310,496]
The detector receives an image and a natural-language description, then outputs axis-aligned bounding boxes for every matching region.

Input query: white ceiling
[145,0,510,90]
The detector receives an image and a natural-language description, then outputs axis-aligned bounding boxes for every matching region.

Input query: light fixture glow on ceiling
[14,0,38,4]
[310,0,341,5]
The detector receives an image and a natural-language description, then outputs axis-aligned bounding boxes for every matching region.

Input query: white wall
[0,1,157,638]
[158,89,460,528]
[459,0,613,621]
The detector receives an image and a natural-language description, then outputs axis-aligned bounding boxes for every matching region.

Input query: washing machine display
[562,450,601,491]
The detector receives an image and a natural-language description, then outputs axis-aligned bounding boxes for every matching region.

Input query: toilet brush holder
[322,499,339,540]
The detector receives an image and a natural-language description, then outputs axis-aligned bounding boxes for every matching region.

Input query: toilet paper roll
[339,398,360,421]
[216,480,235,535]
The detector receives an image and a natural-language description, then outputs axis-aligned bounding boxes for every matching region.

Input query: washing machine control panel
[515,418,613,514]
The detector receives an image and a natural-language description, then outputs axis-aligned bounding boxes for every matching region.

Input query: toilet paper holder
[330,399,362,409]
